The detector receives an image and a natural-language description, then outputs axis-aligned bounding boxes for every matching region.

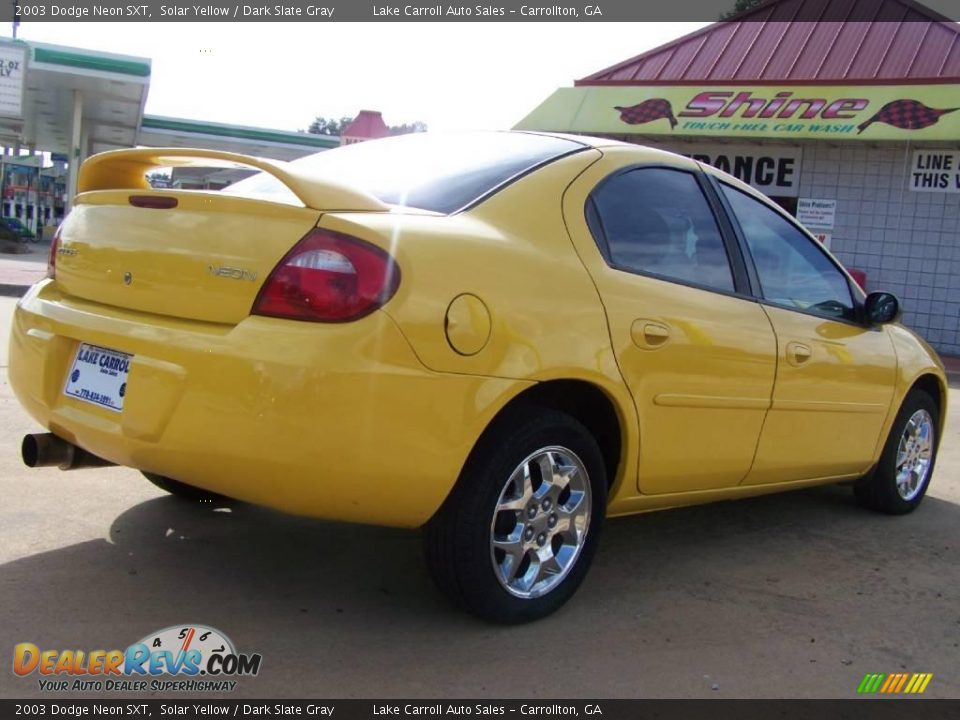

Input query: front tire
[425,407,607,623]
[855,389,939,515]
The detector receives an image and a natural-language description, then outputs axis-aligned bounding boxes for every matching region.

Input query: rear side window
[720,183,854,320]
[588,167,735,293]
[225,132,586,214]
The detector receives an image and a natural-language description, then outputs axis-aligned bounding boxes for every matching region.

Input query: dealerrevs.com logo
[13,625,262,692]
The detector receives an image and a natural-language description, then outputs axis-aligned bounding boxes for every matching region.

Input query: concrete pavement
[0,247,47,296]
[0,295,958,700]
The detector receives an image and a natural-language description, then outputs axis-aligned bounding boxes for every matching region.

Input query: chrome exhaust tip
[21,433,115,470]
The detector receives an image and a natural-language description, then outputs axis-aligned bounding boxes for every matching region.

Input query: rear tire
[424,406,606,623]
[855,389,939,515]
[141,471,225,503]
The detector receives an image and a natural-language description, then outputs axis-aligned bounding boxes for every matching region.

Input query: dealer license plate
[63,343,132,412]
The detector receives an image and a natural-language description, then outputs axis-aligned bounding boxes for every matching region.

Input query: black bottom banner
[2,700,960,720]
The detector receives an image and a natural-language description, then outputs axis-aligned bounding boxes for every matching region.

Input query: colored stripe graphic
[892,674,909,693]
[858,672,932,694]
[857,674,885,693]
[895,674,907,692]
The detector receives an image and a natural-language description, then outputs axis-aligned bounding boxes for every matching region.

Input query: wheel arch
[908,372,947,436]
[431,378,629,524]
[502,380,625,491]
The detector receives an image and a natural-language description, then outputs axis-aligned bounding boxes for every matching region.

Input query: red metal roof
[577,0,960,85]
[342,110,390,140]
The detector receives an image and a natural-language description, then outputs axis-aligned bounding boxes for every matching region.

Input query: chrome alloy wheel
[489,446,592,599]
[895,409,935,502]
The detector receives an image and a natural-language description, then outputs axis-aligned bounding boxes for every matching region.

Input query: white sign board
[670,145,803,197]
[0,43,26,118]
[797,198,837,230]
[910,150,960,193]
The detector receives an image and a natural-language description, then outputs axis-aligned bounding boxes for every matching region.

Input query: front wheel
[424,407,607,623]
[855,389,939,515]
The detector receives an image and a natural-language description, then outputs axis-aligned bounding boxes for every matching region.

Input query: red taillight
[252,230,400,323]
[46,225,62,279]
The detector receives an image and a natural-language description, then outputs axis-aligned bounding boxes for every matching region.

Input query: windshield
[224,131,586,214]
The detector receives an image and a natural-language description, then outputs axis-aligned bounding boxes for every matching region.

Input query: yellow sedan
[9,132,946,623]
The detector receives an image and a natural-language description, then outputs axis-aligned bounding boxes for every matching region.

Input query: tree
[146,170,171,188]
[720,0,765,19]
[306,116,354,136]
[389,121,428,136]
[305,115,428,137]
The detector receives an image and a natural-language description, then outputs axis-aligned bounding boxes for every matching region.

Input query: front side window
[588,167,735,293]
[720,184,855,321]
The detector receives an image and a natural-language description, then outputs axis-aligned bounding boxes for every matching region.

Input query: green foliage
[389,121,429,136]
[720,0,765,20]
[306,116,354,136]
[305,116,429,137]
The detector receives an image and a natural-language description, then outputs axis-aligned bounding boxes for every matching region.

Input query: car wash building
[516,0,960,356]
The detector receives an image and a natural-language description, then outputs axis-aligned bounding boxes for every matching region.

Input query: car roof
[518,131,719,168]
[520,132,796,218]
[515,130,630,150]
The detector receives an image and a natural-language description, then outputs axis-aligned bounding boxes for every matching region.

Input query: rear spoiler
[77,147,388,212]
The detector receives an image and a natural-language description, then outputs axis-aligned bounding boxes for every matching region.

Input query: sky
[15,22,710,132]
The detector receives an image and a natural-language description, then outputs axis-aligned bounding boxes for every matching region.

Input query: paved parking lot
[1,294,958,699]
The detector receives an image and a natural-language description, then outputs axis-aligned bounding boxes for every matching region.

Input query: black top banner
[4,0,959,22]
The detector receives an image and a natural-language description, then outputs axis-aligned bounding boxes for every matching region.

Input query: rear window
[224,131,586,214]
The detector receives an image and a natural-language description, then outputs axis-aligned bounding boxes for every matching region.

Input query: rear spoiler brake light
[129,195,178,209]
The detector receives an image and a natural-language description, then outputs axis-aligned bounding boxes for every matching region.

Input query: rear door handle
[631,320,671,349]
[786,341,812,366]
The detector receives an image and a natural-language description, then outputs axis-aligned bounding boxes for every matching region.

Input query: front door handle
[786,341,812,366]
[631,320,671,349]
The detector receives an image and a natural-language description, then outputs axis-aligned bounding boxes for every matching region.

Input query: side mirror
[864,291,901,325]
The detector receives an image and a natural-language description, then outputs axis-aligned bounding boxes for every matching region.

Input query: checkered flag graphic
[614,99,678,129]
[857,99,959,134]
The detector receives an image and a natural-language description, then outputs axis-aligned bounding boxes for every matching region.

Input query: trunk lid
[56,191,321,325]
[53,147,389,325]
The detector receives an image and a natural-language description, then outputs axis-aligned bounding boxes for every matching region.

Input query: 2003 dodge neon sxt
[9,132,946,622]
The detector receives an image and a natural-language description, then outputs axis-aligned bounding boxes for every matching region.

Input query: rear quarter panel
[318,149,642,503]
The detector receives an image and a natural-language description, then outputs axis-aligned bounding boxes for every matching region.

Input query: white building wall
[800,142,960,356]
[640,137,960,356]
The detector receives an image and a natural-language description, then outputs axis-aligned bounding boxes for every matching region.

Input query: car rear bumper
[9,281,528,528]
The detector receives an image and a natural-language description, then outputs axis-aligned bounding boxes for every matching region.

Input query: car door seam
[738,302,780,486]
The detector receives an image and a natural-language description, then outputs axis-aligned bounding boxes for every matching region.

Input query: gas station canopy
[0,40,149,156]
[0,37,336,203]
